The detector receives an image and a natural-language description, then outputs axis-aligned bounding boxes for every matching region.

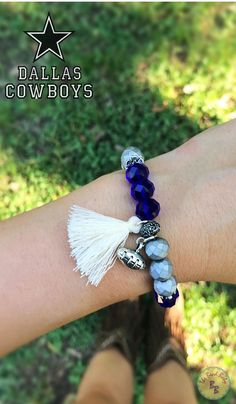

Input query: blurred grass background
[0,2,236,403]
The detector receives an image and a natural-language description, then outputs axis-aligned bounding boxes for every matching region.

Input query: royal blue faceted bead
[131,180,155,201]
[136,198,160,220]
[154,288,179,308]
[126,163,149,184]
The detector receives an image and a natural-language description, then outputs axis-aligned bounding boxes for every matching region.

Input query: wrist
[145,154,205,284]
[100,161,192,288]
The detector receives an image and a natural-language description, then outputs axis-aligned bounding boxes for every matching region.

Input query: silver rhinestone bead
[121,146,144,170]
[140,221,160,238]
[145,238,170,261]
[150,259,173,281]
[154,276,177,297]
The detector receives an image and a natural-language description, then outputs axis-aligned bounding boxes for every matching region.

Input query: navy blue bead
[131,180,155,201]
[136,198,160,220]
[154,288,179,308]
[126,163,149,184]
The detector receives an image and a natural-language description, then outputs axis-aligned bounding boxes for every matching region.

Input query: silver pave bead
[121,147,144,170]
[140,221,160,238]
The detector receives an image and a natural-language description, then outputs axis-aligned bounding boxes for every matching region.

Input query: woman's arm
[1,118,236,356]
[0,170,152,356]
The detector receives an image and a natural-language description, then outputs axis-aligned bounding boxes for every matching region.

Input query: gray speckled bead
[145,238,170,261]
[154,276,177,297]
[150,259,173,281]
[121,147,144,170]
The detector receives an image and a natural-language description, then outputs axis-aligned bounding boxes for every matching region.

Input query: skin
[0,118,236,356]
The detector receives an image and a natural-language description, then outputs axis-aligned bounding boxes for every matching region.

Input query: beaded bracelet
[67,146,179,308]
[118,147,179,308]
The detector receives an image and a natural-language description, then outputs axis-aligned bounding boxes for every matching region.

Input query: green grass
[0,3,236,403]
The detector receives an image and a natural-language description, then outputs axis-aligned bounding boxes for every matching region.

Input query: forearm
[0,171,152,355]
[1,119,236,355]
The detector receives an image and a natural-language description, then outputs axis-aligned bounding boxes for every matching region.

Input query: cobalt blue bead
[154,288,179,307]
[126,163,149,184]
[131,180,155,201]
[136,198,160,220]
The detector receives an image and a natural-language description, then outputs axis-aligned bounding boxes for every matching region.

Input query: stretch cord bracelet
[119,147,179,307]
[67,146,179,308]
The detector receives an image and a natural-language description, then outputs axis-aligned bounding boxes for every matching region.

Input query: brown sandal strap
[147,337,188,375]
[97,329,133,366]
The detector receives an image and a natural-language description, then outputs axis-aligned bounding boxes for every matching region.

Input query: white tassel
[67,205,141,286]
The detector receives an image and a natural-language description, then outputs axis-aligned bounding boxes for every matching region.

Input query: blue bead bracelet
[120,146,179,308]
